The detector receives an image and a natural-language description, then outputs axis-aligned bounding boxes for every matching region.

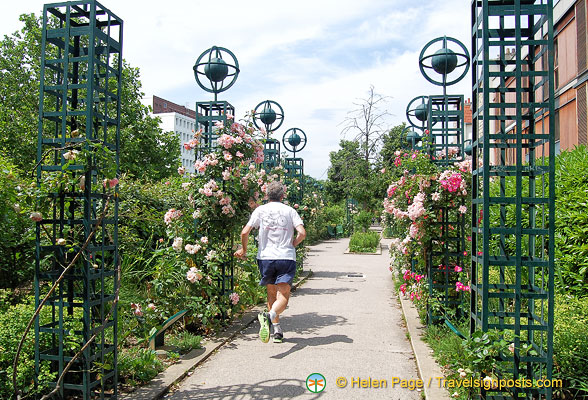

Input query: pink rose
[30,212,43,222]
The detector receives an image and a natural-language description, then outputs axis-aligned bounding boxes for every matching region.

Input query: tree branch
[13,196,112,399]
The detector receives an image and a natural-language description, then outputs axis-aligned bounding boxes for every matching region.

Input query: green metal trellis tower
[282,128,307,205]
[35,1,122,398]
[418,36,470,325]
[471,0,555,398]
[193,46,241,307]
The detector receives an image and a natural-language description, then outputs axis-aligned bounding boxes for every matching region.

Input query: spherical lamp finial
[431,48,458,75]
[204,57,229,82]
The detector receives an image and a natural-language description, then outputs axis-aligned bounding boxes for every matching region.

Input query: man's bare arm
[293,224,306,247]
[234,225,253,259]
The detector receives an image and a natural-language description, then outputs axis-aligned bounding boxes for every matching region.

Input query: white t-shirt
[246,201,304,261]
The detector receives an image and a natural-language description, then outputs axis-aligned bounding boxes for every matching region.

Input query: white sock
[272,322,283,334]
[269,310,277,322]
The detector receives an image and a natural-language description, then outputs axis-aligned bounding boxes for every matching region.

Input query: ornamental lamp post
[192,45,240,312]
[418,35,470,326]
[418,36,470,165]
[193,46,240,154]
[282,128,307,205]
[253,100,285,171]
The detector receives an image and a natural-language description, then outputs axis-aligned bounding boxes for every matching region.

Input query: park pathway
[165,237,420,400]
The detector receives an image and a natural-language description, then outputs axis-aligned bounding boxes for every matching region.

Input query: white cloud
[2,0,473,178]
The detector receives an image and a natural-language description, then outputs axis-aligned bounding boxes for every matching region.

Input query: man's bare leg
[266,284,277,316]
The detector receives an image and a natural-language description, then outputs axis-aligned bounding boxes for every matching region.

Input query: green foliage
[322,203,345,226]
[552,294,588,397]
[380,123,408,171]
[460,330,509,378]
[0,13,179,180]
[0,156,38,287]
[294,188,329,244]
[117,348,164,386]
[0,295,56,398]
[326,140,367,203]
[554,146,588,295]
[423,324,509,399]
[349,231,380,253]
[167,331,202,354]
[0,14,41,173]
[353,210,373,232]
[117,178,185,269]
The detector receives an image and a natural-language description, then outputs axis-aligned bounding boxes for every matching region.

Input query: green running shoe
[258,312,270,343]
[273,332,284,343]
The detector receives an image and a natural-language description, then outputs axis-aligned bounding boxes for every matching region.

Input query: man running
[234,181,306,343]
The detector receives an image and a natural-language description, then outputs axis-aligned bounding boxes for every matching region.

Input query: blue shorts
[257,259,297,286]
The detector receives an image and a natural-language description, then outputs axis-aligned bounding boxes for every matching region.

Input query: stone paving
[165,237,421,400]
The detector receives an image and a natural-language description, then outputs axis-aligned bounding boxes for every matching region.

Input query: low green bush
[552,294,588,397]
[168,331,202,354]
[349,231,380,253]
[554,146,588,295]
[0,295,55,398]
[118,348,164,386]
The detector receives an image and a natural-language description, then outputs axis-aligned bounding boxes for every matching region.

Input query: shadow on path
[170,378,321,399]
[224,312,349,347]
[293,287,358,296]
[306,270,347,279]
[270,334,353,359]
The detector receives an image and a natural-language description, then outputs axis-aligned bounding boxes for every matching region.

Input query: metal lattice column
[471,0,555,398]
[428,206,467,324]
[284,158,304,205]
[263,138,280,171]
[195,101,235,154]
[35,1,122,398]
[426,94,467,325]
[427,94,466,165]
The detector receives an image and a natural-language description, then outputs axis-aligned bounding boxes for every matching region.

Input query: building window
[554,109,560,142]
[164,102,167,108]
[554,38,559,89]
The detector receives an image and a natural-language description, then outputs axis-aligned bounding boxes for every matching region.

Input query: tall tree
[0,13,179,179]
[325,139,379,209]
[380,123,408,170]
[341,85,391,164]
[0,14,41,173]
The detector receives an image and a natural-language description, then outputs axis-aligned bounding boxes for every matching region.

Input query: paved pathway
[166,237,420,399]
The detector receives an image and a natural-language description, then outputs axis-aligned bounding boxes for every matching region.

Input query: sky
[1,0,473,179]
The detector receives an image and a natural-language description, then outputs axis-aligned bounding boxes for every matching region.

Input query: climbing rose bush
[160,116,284,321]
[383,150,473,302]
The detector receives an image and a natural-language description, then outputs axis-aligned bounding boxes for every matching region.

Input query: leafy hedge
[349,231,380,253]
[552,294,588,397]
[0,292,55,398]
[555,146,588,295]
[0,155,37,288]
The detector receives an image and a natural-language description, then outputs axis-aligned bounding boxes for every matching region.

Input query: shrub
[117,348,164,386]
[0,155,38,288]
[323,203,345,226]
[552,294,588,397]
[0,295,55,398]
[554,146,588,295]
[349,231,380,253]
[167,331,202,354]
[353,210,373,232]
